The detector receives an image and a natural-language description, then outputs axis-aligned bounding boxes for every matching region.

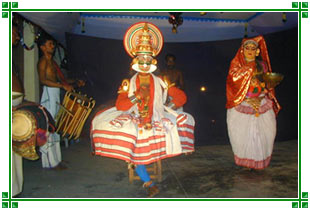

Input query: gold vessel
[262,72,284,89]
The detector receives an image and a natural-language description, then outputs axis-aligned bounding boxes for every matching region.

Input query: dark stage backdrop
[66,28,298,146]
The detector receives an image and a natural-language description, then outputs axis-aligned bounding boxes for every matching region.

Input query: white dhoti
[227,97,276,169]
[12,152,23,196]
[40,86,62,168]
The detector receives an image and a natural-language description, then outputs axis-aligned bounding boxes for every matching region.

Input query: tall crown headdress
[123,22,163,73]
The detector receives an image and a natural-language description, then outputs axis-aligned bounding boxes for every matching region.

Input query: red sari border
[234,155,272,170]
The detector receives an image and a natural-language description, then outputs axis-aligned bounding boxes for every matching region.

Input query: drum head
[12,110,36,142]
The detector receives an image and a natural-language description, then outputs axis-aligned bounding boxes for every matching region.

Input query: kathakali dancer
[91,22,195,197]
[226,35,281,170]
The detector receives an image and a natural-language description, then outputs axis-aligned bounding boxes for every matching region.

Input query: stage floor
[19,138,298,198]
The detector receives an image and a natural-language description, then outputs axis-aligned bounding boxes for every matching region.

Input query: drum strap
[53,60,69,86]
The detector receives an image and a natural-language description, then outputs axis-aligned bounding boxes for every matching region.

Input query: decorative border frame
[1,1,308,208]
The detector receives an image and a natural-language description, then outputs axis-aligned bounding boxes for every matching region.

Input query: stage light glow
[200,86,207,92]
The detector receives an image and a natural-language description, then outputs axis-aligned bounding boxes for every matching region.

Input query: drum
[12,103,56,160]
[12,110,36,142]
[56,91,95,140]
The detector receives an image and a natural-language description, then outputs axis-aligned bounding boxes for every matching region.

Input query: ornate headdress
[123,22,163,73]
[243,39,258,48]
[241,35,272,72]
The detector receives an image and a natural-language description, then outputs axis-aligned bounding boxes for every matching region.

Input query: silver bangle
[167,102,176,109]
[129,95,138,104]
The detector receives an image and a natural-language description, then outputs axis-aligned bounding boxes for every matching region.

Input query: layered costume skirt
[227,96,276,169]
[91,107,195,165]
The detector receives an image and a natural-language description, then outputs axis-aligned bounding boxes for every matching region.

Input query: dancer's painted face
[243,43,259,61]
[137,55,152,72]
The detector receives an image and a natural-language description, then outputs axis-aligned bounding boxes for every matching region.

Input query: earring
[255,50,259,56]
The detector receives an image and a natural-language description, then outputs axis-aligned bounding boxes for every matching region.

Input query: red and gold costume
[226,35,281,170]
[91,23,195,196]
[226,35,281,114]
[91,72,194,165]
[116,75,187,121]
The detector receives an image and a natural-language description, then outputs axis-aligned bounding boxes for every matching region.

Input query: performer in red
[226,35,281,170]
[91,22,195,197]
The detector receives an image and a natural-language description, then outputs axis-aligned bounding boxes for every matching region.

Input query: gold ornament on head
[132,23,157,57]
[124,22,163,73]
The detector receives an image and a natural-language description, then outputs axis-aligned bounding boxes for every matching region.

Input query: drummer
[36,34,85,170]
[12,25,23,94]
[12,23,23,197]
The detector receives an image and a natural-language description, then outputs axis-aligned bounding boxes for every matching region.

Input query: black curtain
[66,27,298,146]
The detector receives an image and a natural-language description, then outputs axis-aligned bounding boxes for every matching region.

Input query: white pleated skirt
[227,99,276,169]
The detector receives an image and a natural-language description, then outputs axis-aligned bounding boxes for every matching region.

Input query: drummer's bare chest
[45,61,58,81]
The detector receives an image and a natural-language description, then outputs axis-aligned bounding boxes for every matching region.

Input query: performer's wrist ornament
[129,95,141,104]
[167,102,176,109]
